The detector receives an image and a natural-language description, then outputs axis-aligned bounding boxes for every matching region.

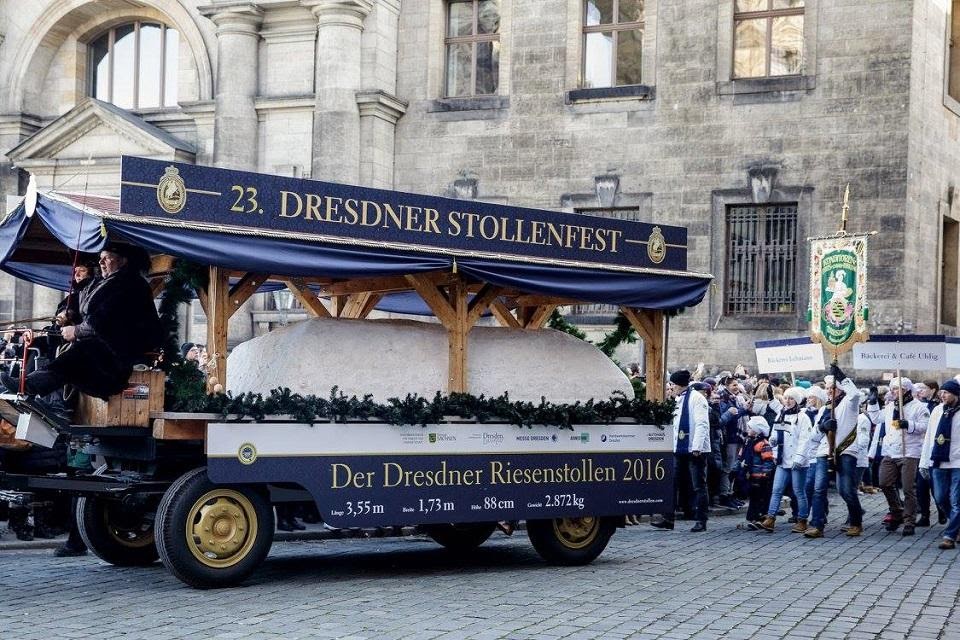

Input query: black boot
[23,370,66,396]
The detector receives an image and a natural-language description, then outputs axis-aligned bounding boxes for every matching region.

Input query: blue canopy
[0,191,712,312]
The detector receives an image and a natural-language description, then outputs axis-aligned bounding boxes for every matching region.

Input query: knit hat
[890,377,913,392]
[941,379,960,397]
[180,342,196,358]
[669,370,692,387]
[784,387,806,405]
[691,381,710,392]
[796,379,812,389]
[805,386,828,403]
[824,375,835,389]
[747,416,770,437]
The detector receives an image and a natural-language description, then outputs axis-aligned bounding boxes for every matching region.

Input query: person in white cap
[759,387,815,532]
[869,377,930,536]
[801,385,829,521]
[805,364,864,538]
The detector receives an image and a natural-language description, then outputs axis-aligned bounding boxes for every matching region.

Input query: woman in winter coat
[759,387,815,532]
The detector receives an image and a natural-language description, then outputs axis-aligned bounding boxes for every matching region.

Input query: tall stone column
[202,4,264,171]
[304,0,373,184]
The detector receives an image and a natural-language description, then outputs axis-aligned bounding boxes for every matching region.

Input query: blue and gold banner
[206,422,674,527]
[119,156,687,272]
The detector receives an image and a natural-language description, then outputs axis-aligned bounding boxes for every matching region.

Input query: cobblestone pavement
[1,492,959,640]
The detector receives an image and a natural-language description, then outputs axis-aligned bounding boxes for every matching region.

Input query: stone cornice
[0,113,43,138]
[301,0,373,29]
[356,90,407,124]
[199,3,265,35]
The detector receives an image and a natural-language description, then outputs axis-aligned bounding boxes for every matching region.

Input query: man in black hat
[651,369,712,532]
[2,243,161,400]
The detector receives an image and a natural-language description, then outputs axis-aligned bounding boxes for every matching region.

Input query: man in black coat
[2,243,161,400]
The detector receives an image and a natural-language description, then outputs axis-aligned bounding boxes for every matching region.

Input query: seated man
[2,242,161,400]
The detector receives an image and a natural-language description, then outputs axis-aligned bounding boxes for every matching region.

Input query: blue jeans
[836,455,863,527]
[932,468,960,541]
[767,465,808,519]
[809,457,831,529]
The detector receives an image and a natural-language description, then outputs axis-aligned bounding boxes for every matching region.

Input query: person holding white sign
[919,379,960,549]
[870,378,930,536]
[758,387,815,533]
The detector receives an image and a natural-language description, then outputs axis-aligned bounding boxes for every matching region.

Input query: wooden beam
[195,286,208,316]
[148,254,176,276]
[328,295,345,318]
[340,292,376,319]
[319,272,454,296]
[524,304,558,329]
[405,274,456,328]
[447,278,469,393]
[489,299,521,328]
[621,307,665,401]
[228,273,268,319]
[357,292,383,319]
[513,294,581,307]
[282,277,332,318]
[466,284,503,326]
[206,266,230,393]
[149,276,167,298]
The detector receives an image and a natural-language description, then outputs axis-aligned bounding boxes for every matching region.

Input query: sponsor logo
[122,383,150,400]
[238,442,257,465]
[570,433,590,443]
[482,432,504,445]
[428,433,437,443]
[551,434,558,442]
[601,434,607,442]
[157,166,186,214]
[429,432,457,444]
[516,435,551,442]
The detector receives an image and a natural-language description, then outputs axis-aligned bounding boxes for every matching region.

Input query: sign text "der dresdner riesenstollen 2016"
[118,156,688,271]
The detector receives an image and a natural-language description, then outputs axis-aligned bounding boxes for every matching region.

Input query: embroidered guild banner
[809,234,869,356]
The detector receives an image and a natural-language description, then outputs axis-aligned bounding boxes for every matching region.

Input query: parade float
[0,157,711,588]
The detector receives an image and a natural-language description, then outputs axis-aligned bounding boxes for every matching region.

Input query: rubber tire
[425,522,497,552]
[76,468,159,567]
[155,467,274,589]
[526,516,618,566]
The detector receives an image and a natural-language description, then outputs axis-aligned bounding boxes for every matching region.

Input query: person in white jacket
[759,387,815,533]
[651,369,711,532]
[919,379,960,549]
[868,377,930,536]
[805,364,864,538]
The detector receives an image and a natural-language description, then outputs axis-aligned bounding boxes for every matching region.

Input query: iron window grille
[724,203,798,316]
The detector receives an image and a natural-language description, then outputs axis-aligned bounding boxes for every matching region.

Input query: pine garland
[173,386,675,430]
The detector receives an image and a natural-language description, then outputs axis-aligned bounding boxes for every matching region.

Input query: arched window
[89,21,179,110]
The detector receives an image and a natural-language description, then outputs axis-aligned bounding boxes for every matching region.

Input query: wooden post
[620,307,665,401]
[206,266,230,393]
[447,278,469,393]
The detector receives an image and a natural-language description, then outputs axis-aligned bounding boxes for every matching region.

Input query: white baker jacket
[920,403,960,469]
[869,398,930,459]
[672,388,711,454]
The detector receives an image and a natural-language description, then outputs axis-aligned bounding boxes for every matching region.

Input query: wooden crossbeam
[357,293,383,319]
[331,294,348,318]
[340,292,376,319]
[489,299,521,328]
[621,306,665,401]
[524,304,558,329]
[148,254,176,276]
[228,273,268,319]
[149,276,167,298]
[513,294,581,307]
[466,284,503,326]
[195,286,208,316]
[405,274,456,328]
[282,277,332,318]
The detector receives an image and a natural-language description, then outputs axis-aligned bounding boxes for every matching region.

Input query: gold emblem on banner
[237,442,258,465]
[157,166,186,214]
[647,226,666,264]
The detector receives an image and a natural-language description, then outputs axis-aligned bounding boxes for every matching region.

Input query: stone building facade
[1,0,959,371]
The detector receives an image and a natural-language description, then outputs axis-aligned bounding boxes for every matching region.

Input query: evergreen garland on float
[156,260,676,428]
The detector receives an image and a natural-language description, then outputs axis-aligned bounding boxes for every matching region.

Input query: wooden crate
[77,369,166,428]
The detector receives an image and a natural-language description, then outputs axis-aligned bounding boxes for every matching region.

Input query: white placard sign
[852,336,947,371]
[947,338,960,369]
[755,338,825,374]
